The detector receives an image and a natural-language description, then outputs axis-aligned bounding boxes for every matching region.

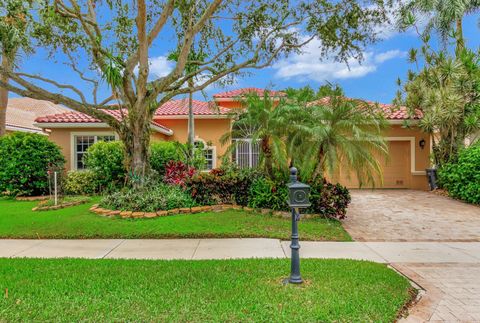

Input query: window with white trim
[194,139,215,170]
[74,134,116,170]
[232,139,260,168]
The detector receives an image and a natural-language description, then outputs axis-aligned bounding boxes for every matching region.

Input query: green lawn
[0,258,413,322]
[0,199,351,241]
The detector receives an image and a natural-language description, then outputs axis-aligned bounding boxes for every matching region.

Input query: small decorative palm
[289,96,389,187]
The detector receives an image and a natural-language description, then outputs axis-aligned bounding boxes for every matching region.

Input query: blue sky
[11,12,480,105]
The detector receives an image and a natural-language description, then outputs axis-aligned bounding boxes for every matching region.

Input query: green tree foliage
[222,93,388,186]
[287,96,389,185]
[0,0,389,182]
[221,92,288,179]
[284,83,344,104]
[398,0,480,52]
[395,40,480,166]
[438,143,480,204]
[0,0,33,136]
[0,132,64,196]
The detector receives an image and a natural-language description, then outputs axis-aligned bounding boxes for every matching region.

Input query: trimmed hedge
[84,141,125,189]
[0,132,64,196]
[63,170,99,195]
[438,143,480,204]
[188,168,351,219]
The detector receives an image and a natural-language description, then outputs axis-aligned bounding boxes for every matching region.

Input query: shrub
[438,143,480,204]
[164,161,196,188]
[63,170,99,195]
[248,177,289,211]
[306,178,351,219]
[100,179,196,212]
[188,168,263,205]
[0,132,65,196]
[84,141,125,189]
[150,142,184,175]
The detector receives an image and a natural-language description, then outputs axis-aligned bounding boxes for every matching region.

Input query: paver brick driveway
[343,190,480,242]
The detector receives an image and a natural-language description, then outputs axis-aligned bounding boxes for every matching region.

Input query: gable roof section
[35,109,173,136]
[6,109,44,134]
[308,97,423,120]
[155,99,230,116]
[213,87,286,99]
[6,98,70,134]
[8,97,69,116]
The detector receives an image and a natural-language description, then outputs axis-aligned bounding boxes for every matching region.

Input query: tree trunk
[311,147,325,181]
[455,18,465,55]
[187,78,195,160]
[0,53,10,137]
[121,111,151,185]
[261,137,273,178]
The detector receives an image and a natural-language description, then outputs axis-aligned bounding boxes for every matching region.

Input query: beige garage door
[335,141,411,189]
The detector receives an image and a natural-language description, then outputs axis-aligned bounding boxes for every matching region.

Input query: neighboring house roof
[6,109,44,134]
[35,110,173,136]
[155,99,230,116]
[308,97,423,120]
[213,87,286,99]
[6,97,69,134]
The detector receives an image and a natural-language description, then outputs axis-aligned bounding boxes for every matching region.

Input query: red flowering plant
[164,161,196,189]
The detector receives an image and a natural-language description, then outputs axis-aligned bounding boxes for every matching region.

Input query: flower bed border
[89,204,320,219]
[16,196,49,201]
[32,199,89,211]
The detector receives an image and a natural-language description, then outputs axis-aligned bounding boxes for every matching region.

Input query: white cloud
[149,56,174,78]
[374,50,406,63]
[272,37,406,82]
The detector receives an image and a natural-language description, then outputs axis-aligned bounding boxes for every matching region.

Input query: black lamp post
[285,167,311,284]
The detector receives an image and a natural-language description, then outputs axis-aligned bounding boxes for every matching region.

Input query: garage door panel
[334,141,411,189]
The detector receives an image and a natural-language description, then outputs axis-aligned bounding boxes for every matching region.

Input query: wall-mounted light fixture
[419,139,426,150]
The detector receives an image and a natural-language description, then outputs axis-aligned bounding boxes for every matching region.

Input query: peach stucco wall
[47,118,232,171]
[48,127,117,171]
[156,118,232,167]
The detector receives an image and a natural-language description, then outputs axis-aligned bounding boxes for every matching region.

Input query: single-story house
[5,98,69,134]
[32,88,430,190]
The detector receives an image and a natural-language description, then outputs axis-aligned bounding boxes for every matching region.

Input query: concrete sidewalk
[1,239,480,263]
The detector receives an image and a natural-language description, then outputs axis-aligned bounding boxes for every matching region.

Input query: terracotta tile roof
[213,87,286,99]
[307,97,423,120]
[155,99,230,116]
[35,109,173,134]
[35,109,125,123]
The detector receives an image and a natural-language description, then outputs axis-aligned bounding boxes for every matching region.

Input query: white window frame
[232,138,260,168]
[70,132,118,170]
[194,138,217,171]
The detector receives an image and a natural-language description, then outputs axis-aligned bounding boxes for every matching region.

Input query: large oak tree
[0,0,388,180]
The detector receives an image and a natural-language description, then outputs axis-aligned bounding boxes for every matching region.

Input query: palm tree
[290,96,389,186]
[399,0,480,53]
[220,92,288,179]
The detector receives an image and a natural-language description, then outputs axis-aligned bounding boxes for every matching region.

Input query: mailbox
[287,168,311,208]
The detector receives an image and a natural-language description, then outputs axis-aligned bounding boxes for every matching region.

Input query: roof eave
[154,114,231,120]
[33,122,109,128]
